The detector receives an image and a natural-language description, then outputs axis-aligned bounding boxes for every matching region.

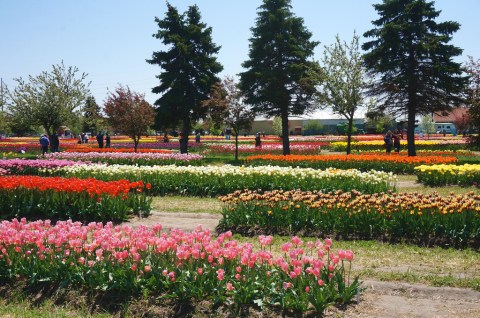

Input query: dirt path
[125,211,221,232]
[329,280,480,318]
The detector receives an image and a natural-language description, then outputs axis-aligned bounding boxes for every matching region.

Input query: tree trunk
[407,49,417,157]
[346,116,354,155]
[234,130,239,161]
[134,136,139,153]
[180,120,190,154]
[407,103,416,157]
[281,110,290,156]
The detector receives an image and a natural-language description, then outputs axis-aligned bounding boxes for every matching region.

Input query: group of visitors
[39,133,60,156]
[77,133,89,144]
[384,129,403,154]
[41,131,111,155]
[77,132,111,148]
[95,132,111,148]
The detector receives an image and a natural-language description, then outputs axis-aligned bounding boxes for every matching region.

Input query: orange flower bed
[245,154,458,173]
[0,175,147,197]
[246,154,458,165]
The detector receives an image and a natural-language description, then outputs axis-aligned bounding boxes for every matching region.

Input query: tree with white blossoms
[317,33,367,154]
[7,62,90,138]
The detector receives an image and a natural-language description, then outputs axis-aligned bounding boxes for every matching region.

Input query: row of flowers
[218,189,480,249]
[0,176,151,222]
[203,142,327,155]
[0,219,360,315]
[42,152,204,166]
[330,140,467,152]
[414,164,480,187]
[65,148,173,153]
[245,154,458,174]
[39,164,396,196]
[0,159,86,175]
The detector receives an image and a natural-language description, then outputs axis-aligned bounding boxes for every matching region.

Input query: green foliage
[239,0,320,155]
[0,111,11,135]
[365,106,395,133]
[147,3,223,153]
[303,120,323,133]
[419,114,436,135]
[272,116,282,136]
[7,62,90,137]
[82,96,103,134]
[363,0,468,156]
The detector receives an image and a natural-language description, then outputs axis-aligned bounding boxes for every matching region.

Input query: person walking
[39,134,50,156]
[96,132,104,148]
[393,129,402,153]
[51,132,60,152]
[84,133,89,144]
[255,132,262,148]
[384,130,393,154]
[195,131,201,143]
[105,133,111,148]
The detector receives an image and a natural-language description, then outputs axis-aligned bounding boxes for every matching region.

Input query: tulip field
[218,189,480,248]
[0,133,479,317]
[245,153,459,173]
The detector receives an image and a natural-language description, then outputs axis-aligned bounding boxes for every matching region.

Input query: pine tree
[82,96,102,134]
[147,3,223,153]
[239,0,320,155]
[362,0,468,156]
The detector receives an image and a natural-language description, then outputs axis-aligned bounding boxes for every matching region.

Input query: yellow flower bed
[414,164,480,186]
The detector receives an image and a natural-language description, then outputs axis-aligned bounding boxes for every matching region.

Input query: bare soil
[325,280,480,318]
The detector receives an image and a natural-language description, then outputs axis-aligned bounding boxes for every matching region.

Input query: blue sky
[1,0,479,119]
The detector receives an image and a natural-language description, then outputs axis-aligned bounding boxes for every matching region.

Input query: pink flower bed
[0,219,360,314]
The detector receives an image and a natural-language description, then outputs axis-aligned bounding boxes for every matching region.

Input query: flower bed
[218,190,480,249]
[245,154,457,174]
[44,164,396,196]
[65,148,173,153]
[414,164,480,187]
[111,141,203,150]
[0,176,151,222]
[0,142,32,153]
[0,219,360,316]
[43,152,204,166]
[330,139,467,152]
[0,159,86,175]
[204,142,327,155]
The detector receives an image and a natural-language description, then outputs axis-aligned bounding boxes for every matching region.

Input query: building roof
[433,107,468,123]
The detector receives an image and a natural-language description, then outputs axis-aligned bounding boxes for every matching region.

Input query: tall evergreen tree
[362,0,467,156]
[239,0,320,155]
[82,96,102,134]
[147,3,223,153]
